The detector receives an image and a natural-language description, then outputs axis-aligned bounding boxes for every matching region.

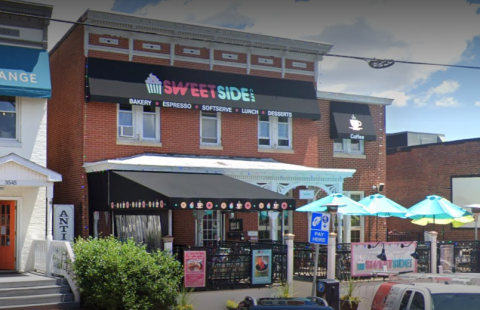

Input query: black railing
[416,241,431,273]
[293,242,326,280]
[173,241,287,291]
[438,240,480,273]
[387,230,424,242]
[335,243,351,280]
[293,242,352,281]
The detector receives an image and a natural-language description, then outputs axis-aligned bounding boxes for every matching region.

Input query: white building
[0,0,61,272]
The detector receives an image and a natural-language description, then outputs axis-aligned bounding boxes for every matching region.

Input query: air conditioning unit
[119,126,134,138]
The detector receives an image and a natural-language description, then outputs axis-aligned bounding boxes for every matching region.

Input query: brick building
[47,10,390,248]
[387,137,480,241]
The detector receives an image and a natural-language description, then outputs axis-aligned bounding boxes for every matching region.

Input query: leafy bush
[72,236,183,310]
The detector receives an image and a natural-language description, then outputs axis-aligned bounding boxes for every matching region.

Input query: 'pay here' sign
[309,213,330,245]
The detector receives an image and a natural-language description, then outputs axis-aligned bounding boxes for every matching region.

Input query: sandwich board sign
[309,212,330,245]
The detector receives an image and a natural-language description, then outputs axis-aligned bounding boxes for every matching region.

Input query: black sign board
[330,101,377,141]
[86,57,320,120]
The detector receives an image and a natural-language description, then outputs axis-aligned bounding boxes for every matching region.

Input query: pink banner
[350,242,418,277]
[184,250,206,288]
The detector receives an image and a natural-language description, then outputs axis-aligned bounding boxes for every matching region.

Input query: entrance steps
[0,272,79,310]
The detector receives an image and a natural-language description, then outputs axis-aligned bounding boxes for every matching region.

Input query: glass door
[197,210,221,246]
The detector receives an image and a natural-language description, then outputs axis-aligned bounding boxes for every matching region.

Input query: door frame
[0,197,21,271]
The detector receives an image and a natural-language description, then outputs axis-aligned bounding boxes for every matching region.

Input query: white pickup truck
[368,279,480,310]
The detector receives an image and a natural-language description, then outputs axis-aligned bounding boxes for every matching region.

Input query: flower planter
[340,301,359,310]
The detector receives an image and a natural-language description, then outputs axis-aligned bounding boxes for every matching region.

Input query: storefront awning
[330,101,377,141]
[0,45,51,98]
[86,57,320,120]
[88,171,295,212]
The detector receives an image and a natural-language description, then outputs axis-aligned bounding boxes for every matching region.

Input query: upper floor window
[258,115,292,149]
[118,104,160,142]
[334,138,364,155]
[0,96,17,140]
[200,111,221,145]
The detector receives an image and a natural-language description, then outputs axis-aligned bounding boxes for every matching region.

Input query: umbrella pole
[376,215,379,241]
[475,214,478,241]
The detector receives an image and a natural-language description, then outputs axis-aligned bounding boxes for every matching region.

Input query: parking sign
[309,213,330,245]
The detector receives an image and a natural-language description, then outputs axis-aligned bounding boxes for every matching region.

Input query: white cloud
[435,97,461,107]
[475,101,480,107]
[431,80,460,95]
[410,80,460,107]
[371,91,410,108]
[24,0,480,109]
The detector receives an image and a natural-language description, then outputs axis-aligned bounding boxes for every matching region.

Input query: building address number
[4,180,17,185]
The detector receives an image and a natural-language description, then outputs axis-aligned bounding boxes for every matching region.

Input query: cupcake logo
[356,257,366,271]
[145,73,163,94]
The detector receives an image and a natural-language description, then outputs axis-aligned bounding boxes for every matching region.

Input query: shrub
[72,236,183,310]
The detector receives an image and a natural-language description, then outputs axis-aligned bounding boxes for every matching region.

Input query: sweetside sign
[87,57,320,120]
[350,242,417,277]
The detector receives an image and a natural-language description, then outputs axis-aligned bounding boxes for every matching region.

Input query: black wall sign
[86,57,320,120]
[330,101,377,141]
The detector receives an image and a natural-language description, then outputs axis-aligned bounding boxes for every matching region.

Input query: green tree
[72,236,183,310]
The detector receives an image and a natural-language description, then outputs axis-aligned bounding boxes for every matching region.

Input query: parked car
[371,282,480,310]
[237,296,334,309]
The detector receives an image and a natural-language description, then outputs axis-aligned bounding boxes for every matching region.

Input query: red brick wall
[48,24,386,244]
[387,140,480,240]
[48,25,90,237]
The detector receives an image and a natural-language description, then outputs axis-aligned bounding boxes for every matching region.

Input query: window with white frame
[0,96,17,141]
[118,104,160,142]
[258,115,292,149]
[343,191,365,242]
[334,138,364,155]
[258,211,292,241]
[200,111,221,145]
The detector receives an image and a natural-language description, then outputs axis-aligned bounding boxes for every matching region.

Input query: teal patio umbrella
[296,193,372,215]
[406,195,471,231]
[358,193,408,241]
[358,194,408,218]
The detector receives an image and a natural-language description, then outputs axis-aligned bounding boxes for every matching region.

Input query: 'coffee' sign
[54,205,74,241]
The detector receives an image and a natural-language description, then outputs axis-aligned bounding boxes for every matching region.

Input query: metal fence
[438,240,480,273]
[386,230,425,242]
[174,241,287,291]
[293,242,352,281]
[416,241,431,273]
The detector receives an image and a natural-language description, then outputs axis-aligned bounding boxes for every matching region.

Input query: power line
[2,9,480,70]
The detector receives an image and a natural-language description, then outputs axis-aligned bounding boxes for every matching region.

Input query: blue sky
[34,0,480,141]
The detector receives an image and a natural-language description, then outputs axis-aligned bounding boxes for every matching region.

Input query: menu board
[440,244,454,273]
[252,249,272,285]
[184,250,206,288]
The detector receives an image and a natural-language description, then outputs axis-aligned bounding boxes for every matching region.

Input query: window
[334,138,364,155]
[343,191,365,242]
[399,290,413,310]
[410,292,425,310]
[258,210,292,241]
[258,115,292,149]
[118,104,160,142]
[0,96,17,140]
[200,111,221,145]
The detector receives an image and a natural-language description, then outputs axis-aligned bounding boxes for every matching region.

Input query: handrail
[49,240,80,303]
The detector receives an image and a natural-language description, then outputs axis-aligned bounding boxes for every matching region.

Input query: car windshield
[432,293,480,310]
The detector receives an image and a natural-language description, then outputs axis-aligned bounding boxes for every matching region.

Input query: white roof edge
[0,153,62,182]
[83,10,333,54]
[317,91,394,106]
[83,156,356,179]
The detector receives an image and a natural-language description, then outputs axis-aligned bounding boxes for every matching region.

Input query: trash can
[316,279,339,310]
